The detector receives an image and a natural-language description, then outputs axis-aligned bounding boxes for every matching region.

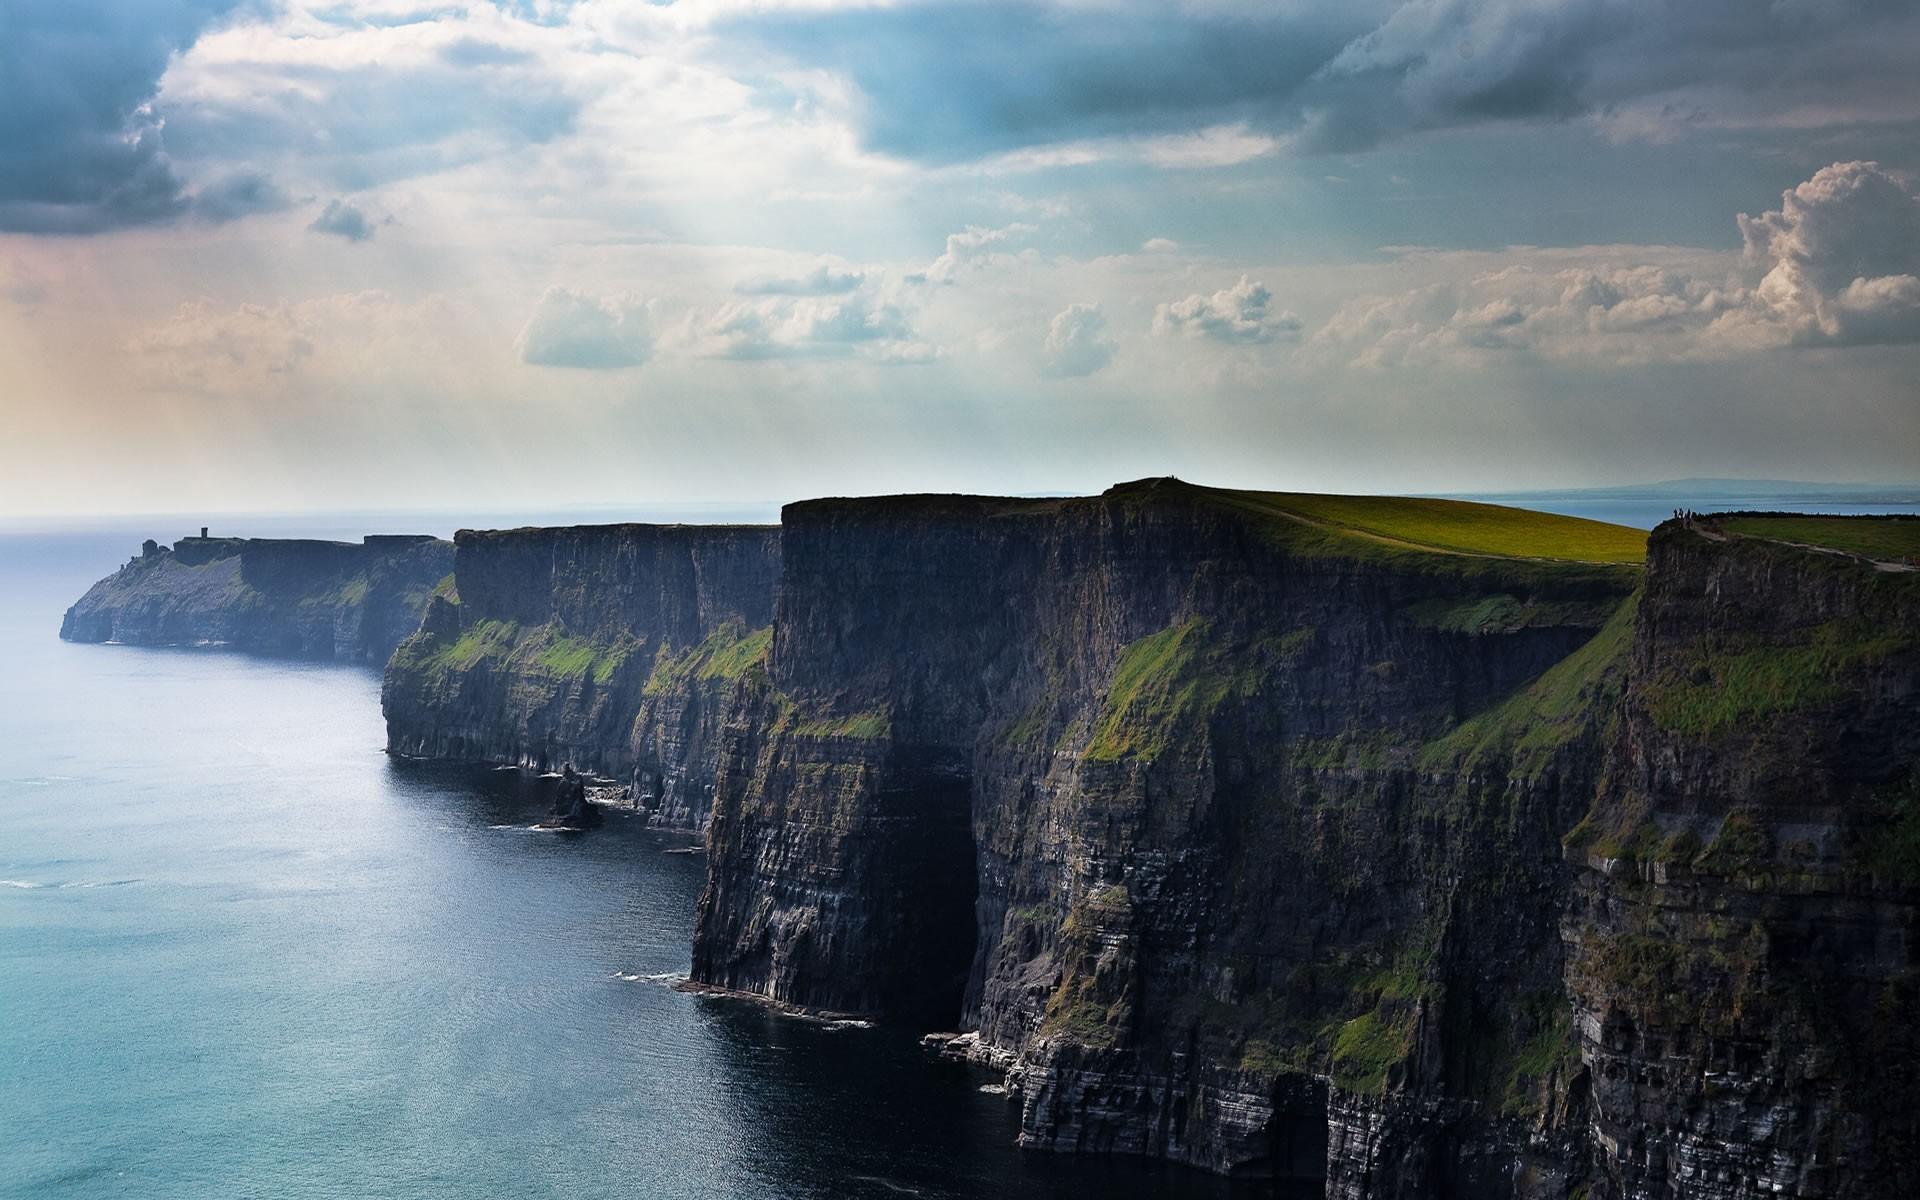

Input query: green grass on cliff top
[1719,516,1920,562]
[1204,488,1647,564]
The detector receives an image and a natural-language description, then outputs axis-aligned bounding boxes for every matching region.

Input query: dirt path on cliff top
[1692,523,1917,573]
[1247,501,1643,567]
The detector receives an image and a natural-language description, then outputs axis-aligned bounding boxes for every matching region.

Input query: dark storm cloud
[0,0,579,236]
[0,0,245,233]
[722,0,1920,161]
[726,2,1363,163]
[161,59,580,193]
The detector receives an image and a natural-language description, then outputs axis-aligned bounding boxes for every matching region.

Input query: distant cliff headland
[60,483,1920,1199]
[61,531,452,664]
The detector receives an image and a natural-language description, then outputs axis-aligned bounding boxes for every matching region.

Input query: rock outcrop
[60,533,452,664]
[686,482,1919,1198]
[380,523,779,829]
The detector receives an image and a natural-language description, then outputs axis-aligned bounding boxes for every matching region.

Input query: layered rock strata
[689,482,1919,1198]
[380,523,779,828]
[1561,526,1920,1199]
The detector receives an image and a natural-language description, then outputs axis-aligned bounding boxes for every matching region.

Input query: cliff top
[1193,485,1648,564]
[1714,513,1920,565]
[781,477,1648,566]
[455,523,777,543]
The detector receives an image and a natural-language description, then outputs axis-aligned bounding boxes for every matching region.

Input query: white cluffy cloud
[516,287,652,369]
[1155,276,1303,344]
[1042,303,1117,377]
[1730,161,1920,348]
[1316,161,1920,366]
[680,290,935,364]
[920,223,1036,283]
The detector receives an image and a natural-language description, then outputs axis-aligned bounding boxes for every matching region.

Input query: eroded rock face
[1561,526,1920,1199]
[691,480,1650,1189]
[60,534,452,664]
[379,524,779,829]
[122,485,1915,1196]
[688,486,1918,1197]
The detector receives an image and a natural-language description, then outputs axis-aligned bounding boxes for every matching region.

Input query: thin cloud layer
[310,199,375,242]
[132,299,317,392]
[517,287,653,369]
[192,172,292,223]
[735,266,866,297]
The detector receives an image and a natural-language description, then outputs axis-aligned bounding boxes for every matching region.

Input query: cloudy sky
[4,0,1919,516]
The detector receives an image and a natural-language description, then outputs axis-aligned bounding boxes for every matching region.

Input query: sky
[3,0,1919,517]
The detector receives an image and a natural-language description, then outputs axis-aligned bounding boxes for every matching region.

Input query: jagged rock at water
[541,765,602,830]
[60,533,452,664]
[380,523,779,829]
[682,480,1918,1198]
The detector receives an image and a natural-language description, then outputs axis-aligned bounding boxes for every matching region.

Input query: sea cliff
[61,533,452,664]
[684,482,1917,1198]
[63,483,1916,1196]
[379,523,779,828]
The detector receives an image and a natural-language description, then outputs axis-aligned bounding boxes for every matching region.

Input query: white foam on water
[612,970,689,985]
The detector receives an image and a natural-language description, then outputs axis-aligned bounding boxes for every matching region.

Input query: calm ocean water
[3,487,1912,1198]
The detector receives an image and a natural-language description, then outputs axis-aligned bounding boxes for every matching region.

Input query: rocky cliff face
[104,487,1912,1195]
[380,523,778,828]
[60,534,452,664]
[689,483,1919,1198]
[692,480,1635,1190]
[1561,526,1920,1199]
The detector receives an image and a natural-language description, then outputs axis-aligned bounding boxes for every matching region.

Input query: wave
[2,878,141,891]
[612,970,690,985]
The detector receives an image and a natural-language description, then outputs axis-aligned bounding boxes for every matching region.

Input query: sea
[2,483,1914,1199]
